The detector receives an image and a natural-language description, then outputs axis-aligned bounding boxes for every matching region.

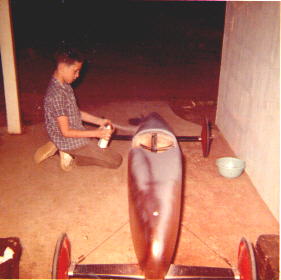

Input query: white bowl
[216,157,245,178]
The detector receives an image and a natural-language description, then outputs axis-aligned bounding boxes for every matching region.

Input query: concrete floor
[0,99,279,279]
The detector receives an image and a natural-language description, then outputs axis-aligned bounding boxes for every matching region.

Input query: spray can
[98,124,112,149]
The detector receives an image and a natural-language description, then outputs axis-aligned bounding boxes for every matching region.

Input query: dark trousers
[66,140,122,169]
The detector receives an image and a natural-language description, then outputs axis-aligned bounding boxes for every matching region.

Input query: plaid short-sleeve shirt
[44,77,90,151]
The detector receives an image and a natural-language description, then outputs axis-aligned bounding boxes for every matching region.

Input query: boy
[34,47,122,171]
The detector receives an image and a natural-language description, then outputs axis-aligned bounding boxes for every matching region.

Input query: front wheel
[52,233,71,279]
[238,237,257,280]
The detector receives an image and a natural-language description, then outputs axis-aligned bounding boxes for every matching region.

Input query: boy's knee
[112,155,123,169]
[106,153,123,169]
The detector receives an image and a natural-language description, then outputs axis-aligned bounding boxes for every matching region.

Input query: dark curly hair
[54,44,85,65]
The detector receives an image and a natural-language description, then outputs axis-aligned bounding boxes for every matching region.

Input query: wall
[216,2,280,220]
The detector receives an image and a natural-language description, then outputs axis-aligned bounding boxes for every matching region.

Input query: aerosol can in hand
[98,124,112,149]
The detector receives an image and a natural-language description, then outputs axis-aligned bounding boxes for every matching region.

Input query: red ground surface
[0,47,279,279]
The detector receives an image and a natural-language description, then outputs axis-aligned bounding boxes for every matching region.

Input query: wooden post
[0,0,22,134]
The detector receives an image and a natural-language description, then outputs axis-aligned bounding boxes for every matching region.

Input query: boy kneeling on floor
[34,46,122,171]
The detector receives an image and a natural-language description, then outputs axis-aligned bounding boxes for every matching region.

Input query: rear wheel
[201,117,211,157]
[52,233,71,279]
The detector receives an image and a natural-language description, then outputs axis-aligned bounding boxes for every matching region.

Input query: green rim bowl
[216,157,245,178]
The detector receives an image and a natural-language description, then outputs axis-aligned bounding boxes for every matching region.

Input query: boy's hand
[99,119,115,133]
[97,126,112,140]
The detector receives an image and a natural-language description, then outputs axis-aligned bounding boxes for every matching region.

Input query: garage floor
[0,49,279,278]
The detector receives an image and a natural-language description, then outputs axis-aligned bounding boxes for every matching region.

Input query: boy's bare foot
[59,151,74,172]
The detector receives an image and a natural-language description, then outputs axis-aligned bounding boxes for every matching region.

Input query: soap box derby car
[52,113,257,280]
